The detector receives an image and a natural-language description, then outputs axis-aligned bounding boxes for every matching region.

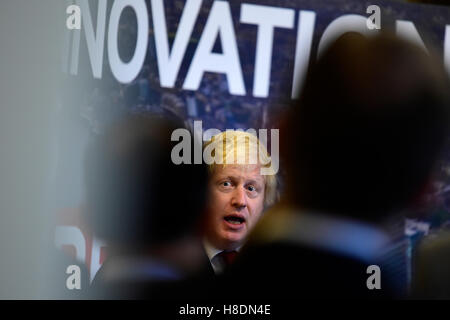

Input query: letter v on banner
[151,0,202,88]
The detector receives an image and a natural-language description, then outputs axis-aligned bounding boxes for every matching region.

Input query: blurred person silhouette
[220,32,450,299]
[86,114,208,299]
[200,131,278,276]
[412,229,450,299]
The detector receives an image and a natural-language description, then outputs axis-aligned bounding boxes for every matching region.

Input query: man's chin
[221,232,246,249]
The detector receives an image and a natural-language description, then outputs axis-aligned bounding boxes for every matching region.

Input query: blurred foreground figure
[412,230,450,299]
[223,33,450,299]
[86,115,208,299]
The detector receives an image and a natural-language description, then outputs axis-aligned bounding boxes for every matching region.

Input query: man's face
[205,164,265,250]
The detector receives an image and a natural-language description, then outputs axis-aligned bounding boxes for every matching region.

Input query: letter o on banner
[108,0,148,83]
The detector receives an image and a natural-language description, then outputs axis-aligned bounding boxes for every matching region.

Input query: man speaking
[201,130,277,274]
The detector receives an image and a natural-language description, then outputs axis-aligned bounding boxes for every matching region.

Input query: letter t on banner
[240,4,295,98]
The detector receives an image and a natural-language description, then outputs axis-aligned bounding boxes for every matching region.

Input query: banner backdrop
[55,0,450,283]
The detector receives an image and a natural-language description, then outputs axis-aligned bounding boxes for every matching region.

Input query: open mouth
[224,215,245,225]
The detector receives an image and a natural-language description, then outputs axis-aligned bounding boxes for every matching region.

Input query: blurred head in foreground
[85,114,208,254]
[202,130,277,251]
[283,32,450,223]
[222,33,450,300]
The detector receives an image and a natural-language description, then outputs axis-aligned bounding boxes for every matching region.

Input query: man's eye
[222,181,232,187]
[247,185,256,192]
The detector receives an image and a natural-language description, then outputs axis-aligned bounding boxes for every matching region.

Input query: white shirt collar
[202,238,242,274]
[203,238,223,262]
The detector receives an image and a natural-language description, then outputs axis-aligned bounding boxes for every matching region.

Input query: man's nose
[231,187,247,209]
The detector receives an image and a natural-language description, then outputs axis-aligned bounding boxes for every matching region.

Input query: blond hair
[203,130,278,207]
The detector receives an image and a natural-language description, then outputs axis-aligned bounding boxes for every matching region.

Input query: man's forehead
[213,165,264,181]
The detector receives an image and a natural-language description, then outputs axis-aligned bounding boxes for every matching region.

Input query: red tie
[218,250,238,268]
